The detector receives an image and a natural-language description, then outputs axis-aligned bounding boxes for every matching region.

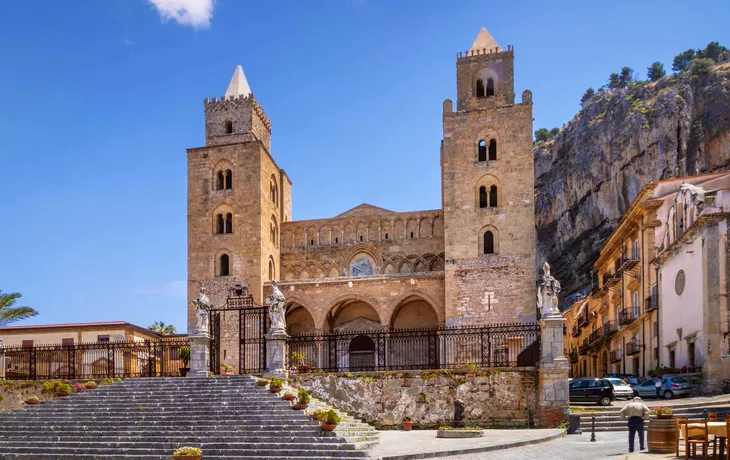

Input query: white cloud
[135,280,187,299]
[148,0,214,29]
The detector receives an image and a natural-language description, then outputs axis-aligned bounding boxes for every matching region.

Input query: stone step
[0,447,371,457]
[0,441,366,451]
[0,456,370,460]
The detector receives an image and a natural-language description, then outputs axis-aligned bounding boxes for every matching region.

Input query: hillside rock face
[535,65,730,302]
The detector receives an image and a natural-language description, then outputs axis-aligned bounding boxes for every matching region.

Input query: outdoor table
[685,421,727,457]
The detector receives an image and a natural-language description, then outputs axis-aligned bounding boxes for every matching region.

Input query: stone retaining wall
[292,370,538,429]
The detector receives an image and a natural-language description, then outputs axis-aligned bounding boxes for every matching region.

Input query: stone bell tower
[441,27,536,325]
[187,65,291,332]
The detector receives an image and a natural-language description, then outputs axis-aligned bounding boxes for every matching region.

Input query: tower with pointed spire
[187,65,290,333]
[441,27,536,324]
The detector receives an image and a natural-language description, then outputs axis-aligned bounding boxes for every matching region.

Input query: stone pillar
[0,338,5,380]
[188,333,211,378]
[263,332,289,379]
[537,313,570,427]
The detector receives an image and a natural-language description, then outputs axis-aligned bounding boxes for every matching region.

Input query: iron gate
[209,284,269,375]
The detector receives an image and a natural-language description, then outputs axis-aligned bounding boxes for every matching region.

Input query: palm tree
[148,321,177,335]
[0,291,38,326]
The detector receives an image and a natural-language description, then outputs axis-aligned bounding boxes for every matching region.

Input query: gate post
[263,332,288,379]
[189,332,211,378]
[536,312,570,427]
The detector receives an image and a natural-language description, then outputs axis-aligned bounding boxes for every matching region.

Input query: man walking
[655,376,663,399]
[620,396,651,453]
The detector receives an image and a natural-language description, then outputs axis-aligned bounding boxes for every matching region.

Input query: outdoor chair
[683,420,715,459]
[676,417,689,457]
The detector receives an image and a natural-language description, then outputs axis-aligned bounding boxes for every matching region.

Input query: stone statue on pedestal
[192,287,214,334]
[266,281,287,335]
[537,262,561,318]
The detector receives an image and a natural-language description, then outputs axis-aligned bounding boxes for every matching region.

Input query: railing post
[147,340,153,377]
[0,338,4,380]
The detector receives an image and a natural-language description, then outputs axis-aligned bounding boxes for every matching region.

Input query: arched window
[225,170,232,189]
[216,214,224,234]
[476,79,485,98]
[488,139,497,161]
[479,186,488,208]
[385,233,388,240]
[216,171,224,190]
[483,231,494,254]
[270,217,278,246]
[335,237,339,244]
[351,258,374,277]
[219,254,230,276]
[268,259,275,281]
[489,185,498,207]
[225,121,233,134]
[486,78,495,97]
[270,176,278,205]
[478,140,487,162]
[225,213,232,233]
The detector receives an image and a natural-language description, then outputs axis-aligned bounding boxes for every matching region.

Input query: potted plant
[651,406,674,419]
[256,379,270,387]
[172,446,202,460]
[320,409,341,432]
[310,408,325,420]
[54,383,71,397]
[179,346,191,377]
[74,382,85,393]
[269,378,283,393]
[84,381,98,390]
[292,351,310,374]
[221,365,235,376]
[282,391,296,401]
[24,396,39,405]
[293,389,310,410]
[402,416,413,431]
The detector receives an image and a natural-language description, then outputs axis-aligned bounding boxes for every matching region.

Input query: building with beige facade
[187,27,538,367]
[0,321,162,347]
[565,172,730,385]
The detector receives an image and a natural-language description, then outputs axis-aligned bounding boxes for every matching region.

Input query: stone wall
[291,370,538,429]
[0,382,62,413]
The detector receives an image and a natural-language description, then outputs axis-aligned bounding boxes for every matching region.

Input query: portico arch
[385,290,444,329]
[322,294,382,333]
[285,301,316,336]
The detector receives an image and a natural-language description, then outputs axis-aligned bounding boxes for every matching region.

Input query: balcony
[610,349,622,363]
[619,308,639,326]
[645,295,658,311]
[617,258,640,275]
[604,273,621,288]
[569,350,579,364]
[579,338,589,356]
[626,340,641,356]
[588,327,603,345]
[571,324,581,338]
[578,311,590,328]
[601,320,619,338]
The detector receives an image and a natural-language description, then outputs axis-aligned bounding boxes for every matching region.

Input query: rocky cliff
[535,64,730,303]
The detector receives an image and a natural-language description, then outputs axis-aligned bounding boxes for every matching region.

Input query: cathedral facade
[187,28,536,339]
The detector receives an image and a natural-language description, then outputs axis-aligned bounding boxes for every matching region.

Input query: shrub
[647,62,666,82]
[672,49,696,73]
[42,380,70,394]
[556,420,570,431]
[606,73,620,90]
[321,410,341,426]
[24,396,39,403]
[297,389,310,405]
[310,408,325,420]
[179,347,191,367]
[650,406,673,416]
[101,378,114,386]
[697,41,728,62]
[54,383,71,395]
[269,378,283,388]
[283,391,294,398]
[403,416,412,422]
[74,382,85,393]
[690,58,714,76]
[291,351,306,366]
[84,381,98,389]
[438,426,481,431]
[172,446,203,456]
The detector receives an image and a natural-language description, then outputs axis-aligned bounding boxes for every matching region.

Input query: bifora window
[351,258,373,277]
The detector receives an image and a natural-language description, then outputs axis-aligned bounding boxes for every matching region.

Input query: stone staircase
[0,376,378,459]
[577,404,730,432]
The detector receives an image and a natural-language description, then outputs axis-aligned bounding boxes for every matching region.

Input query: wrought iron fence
[1,338,190,380]
[287,323,540,372]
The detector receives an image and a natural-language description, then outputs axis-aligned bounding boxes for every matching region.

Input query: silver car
[632,376,693,399]
[605,378,634,400]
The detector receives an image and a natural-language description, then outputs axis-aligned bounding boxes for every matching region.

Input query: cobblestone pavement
[442,431,657,459]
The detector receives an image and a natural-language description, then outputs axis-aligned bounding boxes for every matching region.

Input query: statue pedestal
[536,315,570,427]
[263,331,288,379]
[188,332,211,378]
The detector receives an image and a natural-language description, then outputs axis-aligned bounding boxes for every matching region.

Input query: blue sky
[0,0,727,333]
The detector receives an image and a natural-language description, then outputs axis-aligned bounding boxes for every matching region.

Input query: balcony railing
[626,340,641,356]
[578,338,589,356]
[616,257,640,274]
[578,312,590,328]
[619,308,639,326]
[588,328,602,345]
[569,350,579,363]
[604,273,621,288]
[602,320,619,338]
[571,324,581,338]
[609,349,622,363]
[645,294,658,312]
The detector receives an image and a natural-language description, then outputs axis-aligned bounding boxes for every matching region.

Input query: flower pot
[402,421,413,431]
[656,414,673,419]
[179,367,190,377]
[283,394,296,401]
[321,423,337,432]
[293,403,308,410]
[24,399,39,405]
[270,387,281,393]
[54,392,70,397]
[297,365,311,374]
[84,384,97,390]
[172,456,202,460]
[310,413,321,420]
[222,372,235,376]
[256,380,269,386]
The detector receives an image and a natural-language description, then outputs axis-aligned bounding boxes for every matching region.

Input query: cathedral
[187,27,537,348]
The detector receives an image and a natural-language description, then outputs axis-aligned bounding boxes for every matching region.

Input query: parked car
[605,374,645,388]
[570,378,615,406]
[605,378,634,400]
[632,376,693,399]
[625,376,646,388]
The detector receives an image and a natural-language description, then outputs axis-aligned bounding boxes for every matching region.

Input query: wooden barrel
[648,418,677,453]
